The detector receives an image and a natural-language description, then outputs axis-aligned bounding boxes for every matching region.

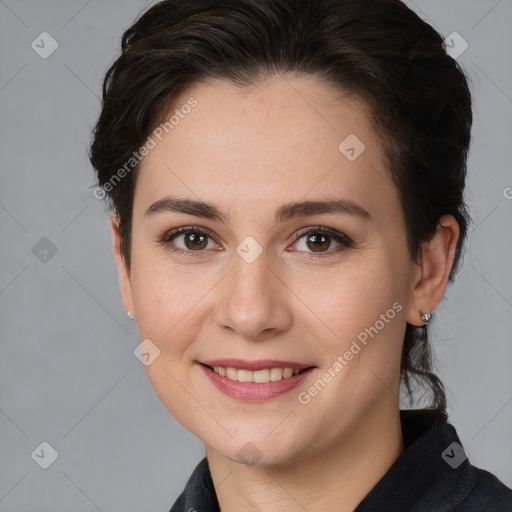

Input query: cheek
[130,253,222,361]
[312,260,392,328]
[130,257,186,337]
[313,255,406,370]
[137,281,192,340]
[131,260,210,433]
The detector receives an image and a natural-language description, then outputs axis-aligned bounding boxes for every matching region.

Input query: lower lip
[199,364,315,402]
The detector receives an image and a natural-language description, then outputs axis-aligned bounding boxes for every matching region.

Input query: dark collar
[170,408,510,512]
[355,408,475,511]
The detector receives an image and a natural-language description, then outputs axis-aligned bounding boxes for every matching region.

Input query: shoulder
[457,464,512,512]
[168,457,220,512]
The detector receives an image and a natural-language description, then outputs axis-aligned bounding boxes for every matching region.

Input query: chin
[210,431,306,468]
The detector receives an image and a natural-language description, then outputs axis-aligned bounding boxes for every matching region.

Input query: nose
[213,249,293,341]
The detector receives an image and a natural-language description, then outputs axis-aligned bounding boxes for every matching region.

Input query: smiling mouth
[201,363,314,383]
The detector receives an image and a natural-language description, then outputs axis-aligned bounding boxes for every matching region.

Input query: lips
[197,359,317,401]
[200,359,314,372]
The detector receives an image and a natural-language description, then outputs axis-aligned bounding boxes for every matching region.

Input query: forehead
[134,75,398,227]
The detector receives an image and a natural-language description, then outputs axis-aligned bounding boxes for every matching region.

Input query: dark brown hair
[89,0,473,413]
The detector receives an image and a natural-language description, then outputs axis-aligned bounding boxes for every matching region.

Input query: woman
[89,0,512,510]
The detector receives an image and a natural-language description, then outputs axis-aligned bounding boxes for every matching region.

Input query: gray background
[1,0,511,510]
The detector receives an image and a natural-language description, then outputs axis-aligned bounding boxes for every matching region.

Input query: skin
[111,75,459,511]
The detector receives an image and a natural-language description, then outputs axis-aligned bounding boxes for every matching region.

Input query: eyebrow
[143,196,372,223]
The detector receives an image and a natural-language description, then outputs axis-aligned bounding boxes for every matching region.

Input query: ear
[110,214,136,319]
[406,215,460,327]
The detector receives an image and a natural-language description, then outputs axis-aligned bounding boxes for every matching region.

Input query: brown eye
[290,227,354,257]
[181,231,209,251]
[159,225,353,259]
[304,233,332,252]
[160,227,217,256]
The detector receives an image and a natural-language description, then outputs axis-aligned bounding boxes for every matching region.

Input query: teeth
[254,369,270,383]
[226,367,238,380]
[237,369,253,382]
[270,367,283,381]
[211,366,302,383]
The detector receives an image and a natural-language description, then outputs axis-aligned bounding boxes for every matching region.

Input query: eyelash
[158,225,354,259]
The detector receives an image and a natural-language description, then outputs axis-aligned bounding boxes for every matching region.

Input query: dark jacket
[169,408,512,511]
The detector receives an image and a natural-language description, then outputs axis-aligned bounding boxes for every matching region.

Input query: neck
[205,403,404,512]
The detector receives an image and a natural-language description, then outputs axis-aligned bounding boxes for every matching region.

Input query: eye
[158,225,354,258]
[159,226,219,257]
[288,226,354,258]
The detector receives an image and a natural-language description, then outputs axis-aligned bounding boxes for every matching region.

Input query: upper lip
[200,359,315,371]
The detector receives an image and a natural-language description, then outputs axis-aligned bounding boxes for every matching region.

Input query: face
[114,75,425,466]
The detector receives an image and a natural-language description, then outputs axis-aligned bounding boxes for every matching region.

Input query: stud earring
[420,310,432,323]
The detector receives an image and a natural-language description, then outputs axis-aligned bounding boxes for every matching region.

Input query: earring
[127,311,136,321]
[420,310,432,323]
